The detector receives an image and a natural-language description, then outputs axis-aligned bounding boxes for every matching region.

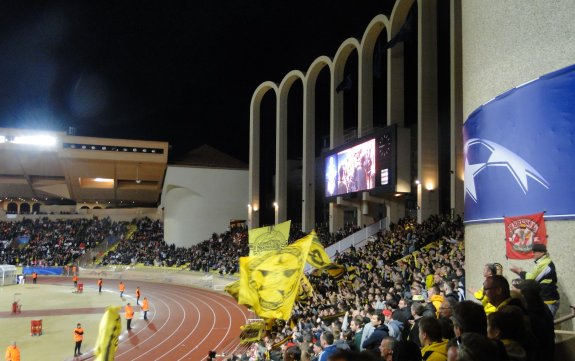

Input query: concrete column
[358,43,373,136]
[450,0,464,216]
[417,0,439,221]
[329,202,344,232]
[275,95,288,224]
[329,54,346,231]
[462,0,575,327]
[302,83,315,232]
[249,95,262,228]
[388,42,404,127]
[386,199,405,224]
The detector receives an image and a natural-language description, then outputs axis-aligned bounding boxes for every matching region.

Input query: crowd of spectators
[0,217,128,266]
[0,211,559,361]
[99,218,187,267]
[228,214,557,361]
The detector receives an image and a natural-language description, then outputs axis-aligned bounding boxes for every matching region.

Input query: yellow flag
[296,274,314,303]
[248,220,291,256]
[306,231,332,269]
[239,321,265,344]
[238,234,311,320]
[94,306,121,361]
[224,280,240,302]
[323,263,346,279]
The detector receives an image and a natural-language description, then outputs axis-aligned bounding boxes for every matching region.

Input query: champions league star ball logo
[464,138,550,202]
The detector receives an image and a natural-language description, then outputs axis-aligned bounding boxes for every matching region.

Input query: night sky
[0,1,396,162]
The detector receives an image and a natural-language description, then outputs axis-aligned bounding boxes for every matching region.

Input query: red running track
[44,277,250,361]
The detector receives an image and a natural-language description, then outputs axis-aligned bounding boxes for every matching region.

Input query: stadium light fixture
[12,135,57,147]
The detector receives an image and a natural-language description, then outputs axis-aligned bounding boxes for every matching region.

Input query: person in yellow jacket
[4,341,20,361]
[419,317,448,361]
[428,285,445,318]
[468,263,502,315]
[73,323,84,357]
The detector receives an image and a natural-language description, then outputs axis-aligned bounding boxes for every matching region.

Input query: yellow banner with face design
[238,234,312,320]
[248,220,291,257]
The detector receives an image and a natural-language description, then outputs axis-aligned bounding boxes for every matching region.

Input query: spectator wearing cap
[510,243,560,317]
[383,309,403,341]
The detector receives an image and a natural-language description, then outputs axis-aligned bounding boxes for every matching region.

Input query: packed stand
[230,214,558,361]
[100,218,191,267]
[0,217,127,266]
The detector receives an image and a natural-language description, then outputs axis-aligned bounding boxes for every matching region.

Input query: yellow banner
[238,234,311,320]
[93,306,121,361]
[296,274,314,303]
[248,220,291,256]
[224,280,240,302]
[306,231,332,269]
[239,321,265,344]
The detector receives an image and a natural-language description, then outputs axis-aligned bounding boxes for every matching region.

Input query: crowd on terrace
[0,213,560,361]
[0,217,127,266]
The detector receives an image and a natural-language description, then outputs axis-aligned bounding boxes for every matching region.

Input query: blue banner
[464,64,575,223]
[18,236,30,244]
[23,266,63,275]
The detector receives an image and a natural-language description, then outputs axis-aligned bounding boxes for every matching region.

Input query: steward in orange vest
[125,303,134,331]
[73,323,84,357]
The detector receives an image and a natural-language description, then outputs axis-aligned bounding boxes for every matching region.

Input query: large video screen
[324,126,396,197]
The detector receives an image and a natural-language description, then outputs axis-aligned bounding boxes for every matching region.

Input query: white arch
[332,38,361,149]
[301,56,333,231]
[276,71,306,223]
[249,81,279,228]
[359,14,391,136]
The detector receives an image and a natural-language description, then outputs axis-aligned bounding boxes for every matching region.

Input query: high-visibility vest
[74,327,84,342]
[125,306,134,319]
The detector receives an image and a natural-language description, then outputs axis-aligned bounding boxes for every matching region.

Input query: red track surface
[44,277,250,361]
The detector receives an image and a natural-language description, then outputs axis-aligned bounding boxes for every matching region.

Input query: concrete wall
[161,165,248,247]
[462,0,575,328]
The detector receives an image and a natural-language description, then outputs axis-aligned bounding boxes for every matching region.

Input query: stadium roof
[170,145,248,170]
[0,128,168,206]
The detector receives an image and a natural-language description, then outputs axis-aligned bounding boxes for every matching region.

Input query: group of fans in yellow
[222,216,558,361]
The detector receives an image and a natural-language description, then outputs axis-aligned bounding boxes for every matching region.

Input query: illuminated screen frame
[324,126,396,198]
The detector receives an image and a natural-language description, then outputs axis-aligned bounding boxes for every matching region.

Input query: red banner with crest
[504,212,547,259]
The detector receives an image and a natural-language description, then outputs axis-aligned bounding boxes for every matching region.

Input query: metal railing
[305,218,387,273]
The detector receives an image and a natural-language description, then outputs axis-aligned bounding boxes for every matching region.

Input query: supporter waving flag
[238,234,312,320]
